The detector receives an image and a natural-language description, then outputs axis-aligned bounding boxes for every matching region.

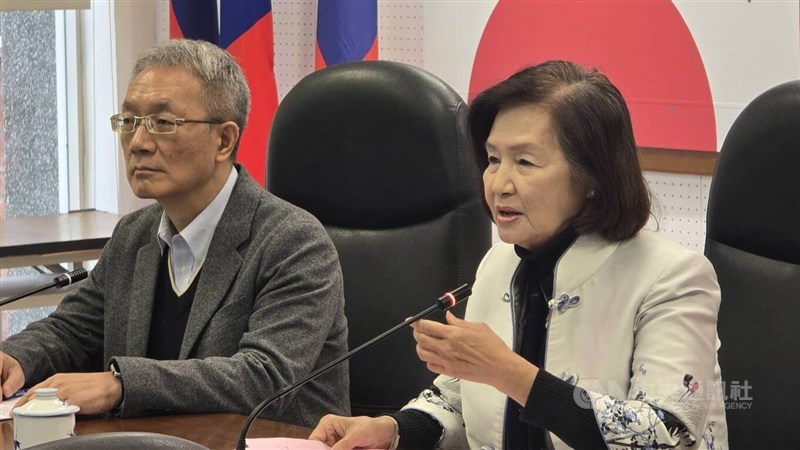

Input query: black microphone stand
[235,284,472,450]
[0,268,88,308]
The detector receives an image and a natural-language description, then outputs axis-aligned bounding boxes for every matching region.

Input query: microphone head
[53,268,89,288]
[437,284,472,310]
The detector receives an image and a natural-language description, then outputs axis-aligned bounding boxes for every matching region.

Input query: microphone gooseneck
[0,268,89,308]
[235,283,472,450]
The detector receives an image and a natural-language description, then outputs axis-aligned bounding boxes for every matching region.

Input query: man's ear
[217,121,240,162]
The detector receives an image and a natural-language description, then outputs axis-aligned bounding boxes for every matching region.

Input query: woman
[310,61,728,449]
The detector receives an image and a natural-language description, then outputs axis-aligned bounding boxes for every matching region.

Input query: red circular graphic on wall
[470,0,716,152]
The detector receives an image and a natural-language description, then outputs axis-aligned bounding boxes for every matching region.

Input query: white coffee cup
[12,387,80,449]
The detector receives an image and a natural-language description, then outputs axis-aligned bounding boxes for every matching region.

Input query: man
[0,39,350,427]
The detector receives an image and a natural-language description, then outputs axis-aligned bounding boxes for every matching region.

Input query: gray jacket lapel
[179,167,262,358]
[126,240,162,356]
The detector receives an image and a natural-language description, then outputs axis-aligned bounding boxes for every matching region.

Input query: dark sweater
[146,249,201,360]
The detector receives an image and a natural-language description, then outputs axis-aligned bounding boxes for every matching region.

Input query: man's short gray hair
[131,39,251,157]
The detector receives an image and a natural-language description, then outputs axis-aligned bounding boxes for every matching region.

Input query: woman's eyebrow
[485,141,543,153]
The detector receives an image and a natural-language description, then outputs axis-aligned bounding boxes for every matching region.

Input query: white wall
[91,0,160,215]
[264,0,715,251]
[126,0,798,253]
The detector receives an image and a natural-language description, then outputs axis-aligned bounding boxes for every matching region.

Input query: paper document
[243,438,381,450]
[1,396,21,421]
[243,439,329,449]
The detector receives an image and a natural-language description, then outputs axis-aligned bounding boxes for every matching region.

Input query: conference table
[0,413,313,449]
[0,210,121,271]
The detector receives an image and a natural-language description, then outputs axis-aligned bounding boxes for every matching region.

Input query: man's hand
[0,352,25,399]
[14,372,122,415]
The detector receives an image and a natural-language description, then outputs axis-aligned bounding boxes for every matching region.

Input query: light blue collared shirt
[157,167,239,295]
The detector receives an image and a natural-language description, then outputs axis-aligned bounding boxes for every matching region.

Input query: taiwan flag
[170,0,277,186]
[315,0,378,70]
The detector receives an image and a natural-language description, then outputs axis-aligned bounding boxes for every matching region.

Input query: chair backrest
[705,80,800,447]
[27,432,209,449]
[267,61,492,415]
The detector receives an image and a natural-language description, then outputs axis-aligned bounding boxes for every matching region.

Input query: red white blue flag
[315,0,378,70]
[170,0,277,186]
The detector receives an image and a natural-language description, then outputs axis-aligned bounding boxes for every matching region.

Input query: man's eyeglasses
[110,113,224,135]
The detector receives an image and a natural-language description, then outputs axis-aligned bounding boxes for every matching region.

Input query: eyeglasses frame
[110,113,226,135]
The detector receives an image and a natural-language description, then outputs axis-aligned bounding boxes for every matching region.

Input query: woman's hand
[411,311,538,405]
[309,415,397,450]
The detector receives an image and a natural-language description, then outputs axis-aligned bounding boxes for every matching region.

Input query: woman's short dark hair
[468,60,651,242]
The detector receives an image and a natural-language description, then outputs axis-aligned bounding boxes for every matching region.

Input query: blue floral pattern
[418,378,461,415]
[403,375,467,448]
[591,395,681,449]
[586,370,722,449]
[701,422,717,450]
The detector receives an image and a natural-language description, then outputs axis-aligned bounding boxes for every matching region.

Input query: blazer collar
[126,223,162,356]
[125,164,263,358]
[180,165,262,358]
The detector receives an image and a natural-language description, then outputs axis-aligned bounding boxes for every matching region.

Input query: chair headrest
[26,432,209,449]
[706,79,800,265]
[268,61,479,229]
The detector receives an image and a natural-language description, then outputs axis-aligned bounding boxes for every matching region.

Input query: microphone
[0,268,88,308]
[235,283,472,450]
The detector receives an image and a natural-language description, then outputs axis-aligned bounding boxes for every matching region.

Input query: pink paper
[243,438,381,450]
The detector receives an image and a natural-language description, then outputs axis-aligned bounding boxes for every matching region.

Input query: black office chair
[705,80,800,447]
[267,61,492,416]
[27,432,208,449]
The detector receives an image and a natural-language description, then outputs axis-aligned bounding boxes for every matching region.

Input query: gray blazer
[1,166,350,427]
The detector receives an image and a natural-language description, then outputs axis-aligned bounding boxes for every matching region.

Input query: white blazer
[404,230,728,450]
